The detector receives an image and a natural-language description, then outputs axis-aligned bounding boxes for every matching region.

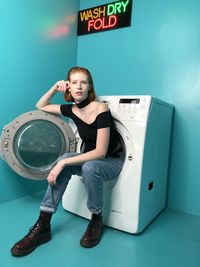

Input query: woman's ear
[66,80,70,89]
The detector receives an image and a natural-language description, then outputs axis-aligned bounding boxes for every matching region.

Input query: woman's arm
[64,127,110,163]
[61,102,110,164]
[47,126,110,185]
[36,80,68,114]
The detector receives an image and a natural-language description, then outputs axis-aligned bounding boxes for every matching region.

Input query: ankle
[39,211,53,225]
[91,213,103,222]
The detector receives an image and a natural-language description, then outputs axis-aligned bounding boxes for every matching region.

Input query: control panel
[100,96,152,121]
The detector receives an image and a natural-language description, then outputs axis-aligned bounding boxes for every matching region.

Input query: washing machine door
[0,110,76,180]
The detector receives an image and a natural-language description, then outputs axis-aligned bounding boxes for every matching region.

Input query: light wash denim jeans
[40,152,124,214]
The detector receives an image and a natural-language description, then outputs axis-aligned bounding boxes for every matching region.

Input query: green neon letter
[107,4,115,15]
[121,0,129,12]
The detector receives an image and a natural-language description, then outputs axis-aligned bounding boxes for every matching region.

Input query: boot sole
[11,234,51,257]
[80,239,100,248]
[80,228,104,248]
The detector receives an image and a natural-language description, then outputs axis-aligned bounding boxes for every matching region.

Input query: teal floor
[1,191,200,267]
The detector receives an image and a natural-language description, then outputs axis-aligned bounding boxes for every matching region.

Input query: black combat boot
[11,211,52,257]
[80,213,104,248]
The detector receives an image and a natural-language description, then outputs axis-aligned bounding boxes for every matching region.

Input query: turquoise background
[77,0,200,217]
[0,0,200,217]
[0,0,79,203]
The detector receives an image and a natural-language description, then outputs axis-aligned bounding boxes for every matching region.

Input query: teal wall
[77,0,200,216]
[1,0,200,217]
[0,0,79,203]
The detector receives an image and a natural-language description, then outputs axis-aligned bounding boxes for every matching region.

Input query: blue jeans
[40,152,124,214]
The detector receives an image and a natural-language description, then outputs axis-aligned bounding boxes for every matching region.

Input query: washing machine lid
[0,110,76,180]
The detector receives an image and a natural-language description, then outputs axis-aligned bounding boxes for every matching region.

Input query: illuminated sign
[77,0,132,35]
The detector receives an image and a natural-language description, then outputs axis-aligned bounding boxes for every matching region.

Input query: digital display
[119,98,140,104]
[77,0,132,36]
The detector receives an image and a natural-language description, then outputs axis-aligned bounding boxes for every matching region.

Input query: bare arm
[62,127,110,164]
[48,127,110,186]
[47,103,110,185]
[36,80,68,115]
[61,103,110,165]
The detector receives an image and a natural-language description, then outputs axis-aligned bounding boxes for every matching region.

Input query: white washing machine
[62,95,174,233]
[0,95,174,234]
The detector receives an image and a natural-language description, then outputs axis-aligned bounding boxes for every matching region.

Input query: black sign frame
[77,0,133,36]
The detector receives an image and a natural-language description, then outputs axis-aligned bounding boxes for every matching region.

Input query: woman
[11,66,124,256]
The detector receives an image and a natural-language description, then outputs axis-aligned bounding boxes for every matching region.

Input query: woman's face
[69,71,90,103]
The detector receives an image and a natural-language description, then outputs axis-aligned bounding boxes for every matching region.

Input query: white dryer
[62,95,174,233]
[0,95,174,234]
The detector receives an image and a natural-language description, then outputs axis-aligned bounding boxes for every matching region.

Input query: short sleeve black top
[60,104,122,157]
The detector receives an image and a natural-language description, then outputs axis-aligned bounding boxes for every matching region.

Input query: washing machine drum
[0,110,76,180]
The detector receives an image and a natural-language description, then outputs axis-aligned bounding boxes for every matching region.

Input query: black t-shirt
[60,104,122,157]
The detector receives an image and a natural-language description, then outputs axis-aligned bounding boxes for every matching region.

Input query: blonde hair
[64,66,96,102]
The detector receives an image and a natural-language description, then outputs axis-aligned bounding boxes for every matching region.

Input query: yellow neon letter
[80,10,89,22]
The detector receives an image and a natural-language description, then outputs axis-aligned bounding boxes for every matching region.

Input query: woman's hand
[36,79,70,114]
[47,161,65,186]
[53,80,70,94]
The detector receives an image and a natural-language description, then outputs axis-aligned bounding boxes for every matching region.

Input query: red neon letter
[94,18,102,30]
[102,17,109,29]
[108,15,117,28]
[88,20,94,31]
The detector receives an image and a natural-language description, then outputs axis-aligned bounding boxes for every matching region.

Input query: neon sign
[77,0,132,35]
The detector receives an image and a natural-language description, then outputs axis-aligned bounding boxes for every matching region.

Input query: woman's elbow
[35,104,40,110]
[97,149,107,159]
[35,104,46,111]
[35,102,43,109]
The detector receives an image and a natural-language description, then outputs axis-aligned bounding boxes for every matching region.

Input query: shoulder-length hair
[64,66,96,102]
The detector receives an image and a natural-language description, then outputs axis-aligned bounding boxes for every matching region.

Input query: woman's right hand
[53,80,70,94]
[36,80,70,113]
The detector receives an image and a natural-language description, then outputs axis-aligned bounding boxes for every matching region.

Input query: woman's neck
[76,97,91,109]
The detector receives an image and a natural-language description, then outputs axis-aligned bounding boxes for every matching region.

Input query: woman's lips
[76,92,83,95]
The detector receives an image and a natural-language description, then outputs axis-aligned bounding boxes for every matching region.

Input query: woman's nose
[77,82,82,89]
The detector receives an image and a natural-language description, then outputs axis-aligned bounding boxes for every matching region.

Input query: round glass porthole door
[14,120,66,172]
[0,110,76,180]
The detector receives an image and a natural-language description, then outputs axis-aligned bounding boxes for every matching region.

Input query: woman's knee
[81,160,101,177]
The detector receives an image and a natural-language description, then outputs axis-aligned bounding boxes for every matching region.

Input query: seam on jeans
[40,206,55,213]
[51,186,56,209]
